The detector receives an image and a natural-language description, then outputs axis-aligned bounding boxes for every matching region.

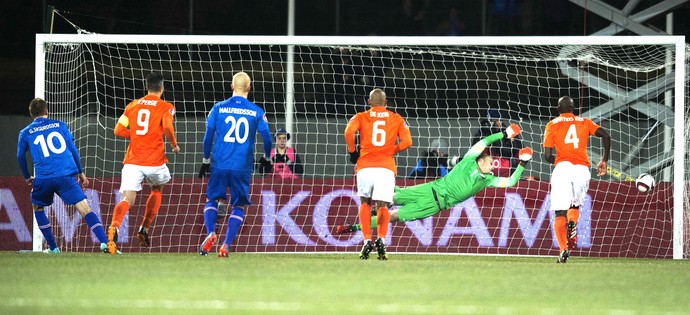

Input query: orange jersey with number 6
[118,95,176,166]
[543,113,601,167]
[344,106,412,175]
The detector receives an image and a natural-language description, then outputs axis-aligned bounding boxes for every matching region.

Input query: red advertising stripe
[0,176,673,258]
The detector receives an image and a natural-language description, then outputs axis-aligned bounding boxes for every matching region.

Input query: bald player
[344,88,412,260]
[197,71,272,258]
[107,73,180,254]
[543,96,610,263]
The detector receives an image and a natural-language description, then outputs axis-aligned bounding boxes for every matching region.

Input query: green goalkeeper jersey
[428,132,523,209]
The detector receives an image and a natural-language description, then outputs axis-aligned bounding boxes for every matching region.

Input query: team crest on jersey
[168,108,176,115]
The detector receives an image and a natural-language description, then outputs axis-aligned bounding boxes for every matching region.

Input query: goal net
[34,34,688,259]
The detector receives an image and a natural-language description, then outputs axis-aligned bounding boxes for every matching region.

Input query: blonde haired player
[106,73,180,254]
[543,96,610,263]
[344,88,413,260]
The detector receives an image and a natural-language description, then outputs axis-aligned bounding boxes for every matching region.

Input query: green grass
[0,252,689,315]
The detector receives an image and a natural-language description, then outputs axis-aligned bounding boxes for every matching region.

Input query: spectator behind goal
[257,128,304,179]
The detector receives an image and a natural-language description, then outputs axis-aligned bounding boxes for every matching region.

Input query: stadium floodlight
[35,34,687,259]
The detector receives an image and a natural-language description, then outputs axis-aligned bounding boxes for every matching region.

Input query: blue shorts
[31,175,86,207]
[206,169,252,207]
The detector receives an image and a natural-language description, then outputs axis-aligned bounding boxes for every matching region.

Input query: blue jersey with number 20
[17,117,83,179]
[203,96,272,171]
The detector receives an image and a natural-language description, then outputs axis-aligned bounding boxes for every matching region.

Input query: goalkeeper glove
[348,150,360,164]
[518,147,533,162]
[503,123,522,139]
[198,158,211,178]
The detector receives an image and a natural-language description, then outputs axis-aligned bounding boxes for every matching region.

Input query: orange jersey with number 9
[543,113,601,167]
[119,95,176,166]
[344,106,412,175]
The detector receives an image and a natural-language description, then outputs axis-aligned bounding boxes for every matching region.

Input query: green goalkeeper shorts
[393,182,442,222]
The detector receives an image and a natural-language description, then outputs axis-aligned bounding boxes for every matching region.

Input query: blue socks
[223,207,245,247]
[34,210,58,250]
[84,212,108,243]
[203,200,219,234]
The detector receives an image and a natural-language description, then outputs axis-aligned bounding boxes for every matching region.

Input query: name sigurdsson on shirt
[29,123,59,133]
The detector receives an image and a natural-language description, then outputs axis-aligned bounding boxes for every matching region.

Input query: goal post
[34,34,687,259]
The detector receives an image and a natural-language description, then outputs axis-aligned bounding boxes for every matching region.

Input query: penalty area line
[3,298,308,312]
[5,298,682,314]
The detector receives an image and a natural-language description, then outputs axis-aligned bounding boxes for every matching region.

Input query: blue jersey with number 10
[17,117,83,179]
[203,96,272,171]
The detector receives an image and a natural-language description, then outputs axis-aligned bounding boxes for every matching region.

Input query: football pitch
[0,252,688,315]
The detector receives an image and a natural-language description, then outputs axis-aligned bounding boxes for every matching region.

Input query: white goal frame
[34,34,686,259]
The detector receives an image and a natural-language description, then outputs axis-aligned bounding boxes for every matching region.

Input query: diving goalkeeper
[335,124,531,234]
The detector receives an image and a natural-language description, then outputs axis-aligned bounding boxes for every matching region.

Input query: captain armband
[117,115,129,127]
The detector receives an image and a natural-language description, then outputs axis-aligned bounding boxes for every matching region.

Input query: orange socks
[359,203,372,241]
[142,190,162,229]
[111,200,131,228]
[554,216,568,252]
[376,206,390,240]
[567,208,580,224]
[111,190,163,230]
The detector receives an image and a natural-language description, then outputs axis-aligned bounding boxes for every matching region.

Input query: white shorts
[119,164,171,192]
[356,167,395,204]
[549,161,590,211]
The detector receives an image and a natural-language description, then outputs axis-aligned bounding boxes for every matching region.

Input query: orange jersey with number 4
[118,95,176,166]
[543,113,601,167]
[344,106,412,175]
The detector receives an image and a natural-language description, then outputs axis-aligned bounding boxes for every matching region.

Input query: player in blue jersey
[16,98,110,253]
[197,72,272,257]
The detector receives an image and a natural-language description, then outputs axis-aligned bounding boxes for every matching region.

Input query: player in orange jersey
[543,96,610,263]
[106,73,180,254]
[344,88,412,260]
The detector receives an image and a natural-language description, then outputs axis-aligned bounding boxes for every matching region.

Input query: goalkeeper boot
[42,248,60,254]
[106,226,119,255]
[200,232,217,256]
[557,250,570,264]
[334,224,355,235]
[375,238,388,261]
[359,240,374,260]
[566,221,577,250]
[137,226,150,247]
[218,243,228,258]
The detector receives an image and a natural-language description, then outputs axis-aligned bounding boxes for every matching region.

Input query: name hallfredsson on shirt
[219,107,258,116]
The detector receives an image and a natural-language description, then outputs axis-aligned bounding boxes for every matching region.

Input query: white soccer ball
[635,173,655,193]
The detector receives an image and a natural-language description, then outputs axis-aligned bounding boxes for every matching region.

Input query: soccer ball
[635,173,655,193]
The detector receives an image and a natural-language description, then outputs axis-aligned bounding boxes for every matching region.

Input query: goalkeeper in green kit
[335,123,532,234]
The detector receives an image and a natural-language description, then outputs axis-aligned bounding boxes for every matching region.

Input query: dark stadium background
[1,0,688,116]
